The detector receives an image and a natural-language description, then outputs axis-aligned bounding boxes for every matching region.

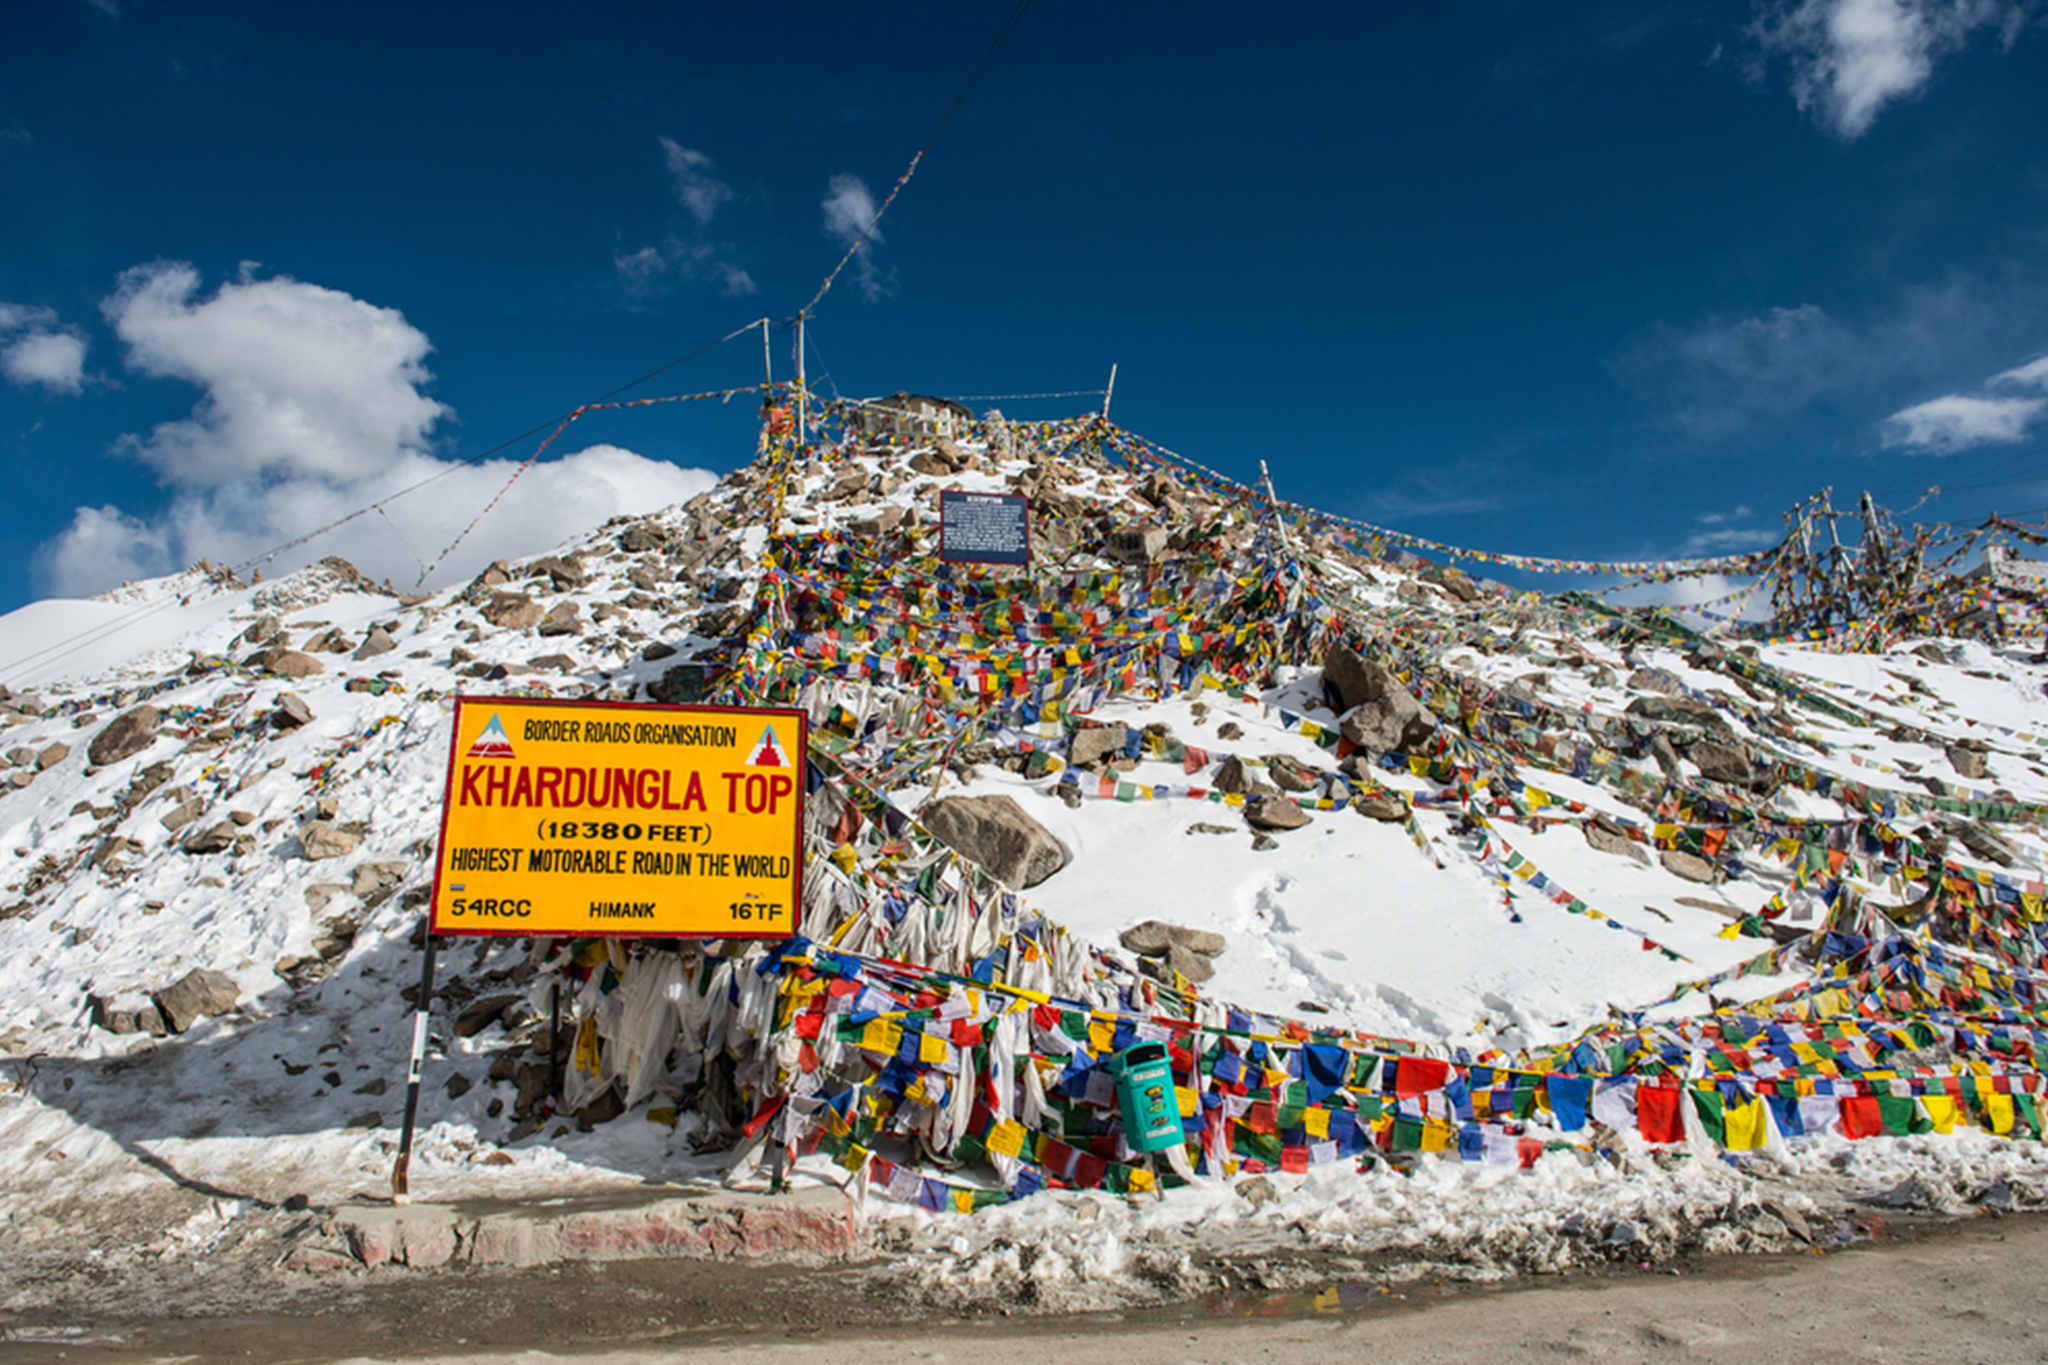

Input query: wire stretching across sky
[799,0,1034,322]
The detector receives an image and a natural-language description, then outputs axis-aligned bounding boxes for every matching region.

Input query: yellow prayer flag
[1921,1096,1957,1135]
[1723,1097,1768,1151]
[985,1118,1027,1158]
[1985,1093,2015,1135]
[1303,1107,1330,1139]
[919,1033,950,1066]
[861,1019,903,1056]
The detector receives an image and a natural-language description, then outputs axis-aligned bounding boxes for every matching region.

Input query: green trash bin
[1115,1042,1184,1154]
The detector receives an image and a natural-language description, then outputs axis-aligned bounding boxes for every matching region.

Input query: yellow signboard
[428,696,807,938]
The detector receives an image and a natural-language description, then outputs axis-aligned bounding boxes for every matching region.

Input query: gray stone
[1245,796,1312,831]
[455,993,524,1038]
[1624,694,1730,734]
[576,1087,626,1131]
[246,647,325,678]
[353,627,397,660]
[1329,651,1435,755]
[351,861,406,898]
[1068,724,1129,769]
[243,613,282,643]
[618,522,668,553]
[153,967,240,1032]
[301,822,362,861]
[1690,739,1754,786]
[1947,744,1990,781]
[445,1072,474,1100]
[1265,758,1316,793]
[159,795,205,833]
[1626,667,1685,696]
[482,593,545,630]
[1647,734,1683,782]
[35,742,69,771]
[182,821,237,854]
[302,627,351,654]
[528,554,588,590]
[1661,850,1721,884]
[88,705,162,766]
[1584,819,1650,865]
[1119,920,1226,958]
[274,692,315,729]
[1163,942,1215,984]
[1352,789,1411,822]
[1236,1175,1280,1210]
[643,641,677,661]
[529,654,578,674]
[537,603,584,637]
[920,794,1071,889]
[1102,527,1168,564]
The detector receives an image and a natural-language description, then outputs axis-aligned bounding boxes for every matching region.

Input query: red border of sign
[937,488,1032,566]
[425,694,809,939]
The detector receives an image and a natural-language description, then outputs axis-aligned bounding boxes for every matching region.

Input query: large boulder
[481,592,545,630]
[245,647,325,678]
[88,705,162,766]
[1624,694,1730,735]
[1324,648,1435,754]
[1690,739,1755,786]
[301,822,362,861]
[920,794,1070,888]
[1068,724,1129,769]
[1245,796,1312,831]
[1120,920,1226,957]
[153,968,240,1033]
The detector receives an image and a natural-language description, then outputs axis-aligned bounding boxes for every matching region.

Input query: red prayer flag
[1637,1084,1685,1144]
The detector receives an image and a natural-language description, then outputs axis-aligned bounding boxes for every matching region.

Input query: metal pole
[761,317,772,391]
[1101,363,1117,421]
[546,979,562,1101]
[391,927,439,1203]
[1259,459,1293,554]
[795,314,808,439]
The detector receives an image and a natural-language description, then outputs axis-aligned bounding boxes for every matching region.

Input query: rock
[1265,758,1316,793]
[246,647,325,678]
[445,1072,474,1100]
[1245,796,1312,831]
[1584,819,1649,865]
[1163,943,1215,983]
[1910,642,1948,664]
[1216,721,1243,740]
[528,554,588,590]
[347,1111,384,1130]
[1213,756,1278,798]
[851,505,904,536]
[454,993,523,1038]
[353,627,397,660]
[1069,724,1129,769]
[920,794,1071,888]
[481,593,545,630]
[537,602,584,637]
[1647,734,1683,782]
[1119,921,1227,958]
[1946,744,1990,781]
[354,1076,388,1096]
[1325,648,1434,754]
[1186,821,1235,835]
[1236,1175,1280,1210]
[159,795,205,833]
[1624,694,1729,734]
[1625,667,1685,696]
[1661,850,1721,884]
[1690,739,1754,786]
[618,522,668,553]
[301,822,362,861]
[1352,789,1411,822]
[1421,566,1480,603]
[274,693,315,729]
[88,705,163,766]
[182,821,237,854]
[351,861,405,898]
[576,1087,626,1131]
[529,653,578,674]
[153,967,241,1032]
[643,641,677,661]
[302,627,351,654]
[4,746,30,767]
[35,742,69,771]
[243,613,282,643]
[1102,527,1169,564]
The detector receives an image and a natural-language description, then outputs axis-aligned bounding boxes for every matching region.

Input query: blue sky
[1,1,2045,612]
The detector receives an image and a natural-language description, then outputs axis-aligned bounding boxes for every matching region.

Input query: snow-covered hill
[3,397,2048,1308]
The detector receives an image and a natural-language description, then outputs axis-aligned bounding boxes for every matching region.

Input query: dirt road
[3,1212,2045,1365]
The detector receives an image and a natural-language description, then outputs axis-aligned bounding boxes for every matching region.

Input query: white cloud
[34,263,718,598]
[37,505,170,594]
[1990,355,2048,389]
[1749,0,2037,138]
[103,261,448,484]
[660,138,734,224]
[822,173,892,303]
[1880,392,2047,451]
[2,330,89,395]
[614,140,754,300]
[1877,347,2048,451]
[1695,505,1756,525]
[0,302,89,395]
